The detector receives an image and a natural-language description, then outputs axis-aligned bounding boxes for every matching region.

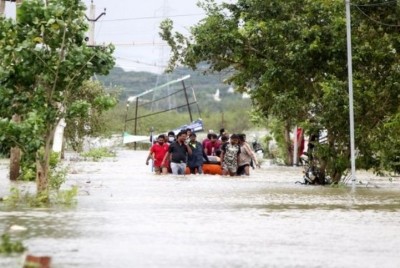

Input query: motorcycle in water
[299,153,326,185]
[249,138,264,169]
[252,140,264,156]
[297,133,329,185]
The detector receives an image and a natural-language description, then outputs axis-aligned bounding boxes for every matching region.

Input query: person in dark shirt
[166,131,176,145]
[185,128,193,138]
[220,135,229,147]
[218,128,226,140]
[162,131,192,175]
[187,133,209,174]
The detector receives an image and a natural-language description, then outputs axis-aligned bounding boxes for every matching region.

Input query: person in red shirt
[204,133,221,156]
[146,134,169,174]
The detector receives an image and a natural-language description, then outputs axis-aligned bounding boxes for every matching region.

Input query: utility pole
[53,1,106,154]
[152,0,175,111]
[85,0,106,47]
[182,80,193,122]
[9,0,23,180]
[346,0,356,190]
[88,1,95,46]
[293,126,298,166]
[0,0,5,16]
[1,0,21,17]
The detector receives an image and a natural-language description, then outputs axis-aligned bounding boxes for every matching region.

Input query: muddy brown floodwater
[1,149,400,268]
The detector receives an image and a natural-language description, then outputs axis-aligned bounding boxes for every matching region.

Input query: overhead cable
[351,0,398,7]
[353,5,400,27]
[116,57,167,68]
[102,13,204,22]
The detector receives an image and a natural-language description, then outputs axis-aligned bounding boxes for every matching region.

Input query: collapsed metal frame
[124,75,201,147]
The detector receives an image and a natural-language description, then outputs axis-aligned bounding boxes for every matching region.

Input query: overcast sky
[82,0,209,73]
[5,0,231,73]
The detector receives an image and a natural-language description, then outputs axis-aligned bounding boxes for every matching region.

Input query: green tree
[0,0,115,194]
[64,80,118,152]
[160,0,400,181]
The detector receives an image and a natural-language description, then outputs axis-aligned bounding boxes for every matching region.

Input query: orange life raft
[185,162,222,175]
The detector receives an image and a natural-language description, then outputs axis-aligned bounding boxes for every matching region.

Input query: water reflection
[1,150,400,268]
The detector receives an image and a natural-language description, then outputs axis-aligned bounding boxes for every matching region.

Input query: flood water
[1,149,400,268]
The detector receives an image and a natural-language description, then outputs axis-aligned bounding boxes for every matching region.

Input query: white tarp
[123,132,150,144]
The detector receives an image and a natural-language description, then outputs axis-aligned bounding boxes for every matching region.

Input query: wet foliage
[160,0,400,180]
[80,147,116,161]
[0,234,26,254]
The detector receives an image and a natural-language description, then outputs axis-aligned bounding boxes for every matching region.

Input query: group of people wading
[145,128,260,176]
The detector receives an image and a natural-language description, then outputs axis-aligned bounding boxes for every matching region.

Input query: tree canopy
[160,0,400,180]
[0,0,115,192]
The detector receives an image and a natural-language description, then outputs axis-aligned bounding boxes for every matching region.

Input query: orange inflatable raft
[185,162,222,175]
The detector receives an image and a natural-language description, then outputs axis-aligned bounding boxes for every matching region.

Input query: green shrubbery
[0,234,26,254]
[80,147,116,161]
[1,151,77,208]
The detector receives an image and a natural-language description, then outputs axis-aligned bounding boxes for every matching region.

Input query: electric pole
[9,0,23,181]
[0,0,5,16]
[152,0,175,111]
[345,0,357,190]
[53,1,106,155]
[85,0,106,47]
[88,1,95,46]
[1,0,21,17]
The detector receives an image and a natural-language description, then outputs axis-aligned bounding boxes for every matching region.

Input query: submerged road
[1,149,400,267]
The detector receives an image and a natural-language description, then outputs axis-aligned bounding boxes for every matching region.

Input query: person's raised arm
[186,143,192,155]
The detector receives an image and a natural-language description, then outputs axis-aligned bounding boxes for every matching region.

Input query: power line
[112,41,168,47]
[116,57,167,68]
[353,5,400,27]
[102,13,204,22]
[351,0,398,7]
